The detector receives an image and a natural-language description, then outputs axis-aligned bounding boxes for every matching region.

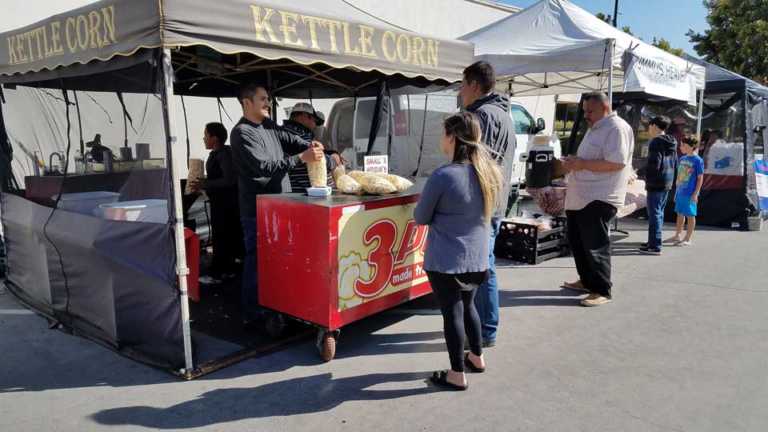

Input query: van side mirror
[534,118,546,134]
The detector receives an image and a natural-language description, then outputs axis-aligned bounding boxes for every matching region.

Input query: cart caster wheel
[316,330,338,362]
[264,312,287,339]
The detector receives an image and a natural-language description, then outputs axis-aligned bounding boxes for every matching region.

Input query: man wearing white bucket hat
[283,102,341,190]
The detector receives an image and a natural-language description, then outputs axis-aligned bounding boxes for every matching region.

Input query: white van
[321,94,560,187]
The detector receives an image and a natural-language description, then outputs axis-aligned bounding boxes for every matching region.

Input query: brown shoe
[562,280,590,293]
[580,293,612,307]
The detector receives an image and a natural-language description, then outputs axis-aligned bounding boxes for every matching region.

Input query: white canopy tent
[460,0,706,108]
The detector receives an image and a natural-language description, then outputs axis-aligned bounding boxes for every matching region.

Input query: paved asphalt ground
[1,219,767,432]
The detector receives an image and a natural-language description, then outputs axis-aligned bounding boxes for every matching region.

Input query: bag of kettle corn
[360,175,397,195]
[307,155,327,188]
[336,174,363,195]
[383,174,413,192]
[332,165,346,183]
[185,158,204,194]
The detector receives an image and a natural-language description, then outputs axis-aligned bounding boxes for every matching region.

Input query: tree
[596,12,611,23]
[596,12,634,36]
[688,0,768,84]
[596,12,683,56]
[652,37,685,57]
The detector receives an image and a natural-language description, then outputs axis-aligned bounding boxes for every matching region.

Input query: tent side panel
[1,193,185,369]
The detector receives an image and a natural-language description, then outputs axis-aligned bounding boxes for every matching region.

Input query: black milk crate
[494,217,568,265]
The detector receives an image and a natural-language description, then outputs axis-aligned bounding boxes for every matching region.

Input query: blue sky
[502,0,709,55]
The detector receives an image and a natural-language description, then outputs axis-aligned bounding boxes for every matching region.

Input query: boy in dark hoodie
[639,116,677,255]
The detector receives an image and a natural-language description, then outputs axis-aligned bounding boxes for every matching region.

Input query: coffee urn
[524,136,555,188]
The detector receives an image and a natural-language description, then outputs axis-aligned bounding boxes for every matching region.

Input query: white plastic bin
[98,199,168,224]
[52,191,120,216]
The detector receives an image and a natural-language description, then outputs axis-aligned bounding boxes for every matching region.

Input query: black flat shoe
[429,371,468,391]
[464,353,485,373]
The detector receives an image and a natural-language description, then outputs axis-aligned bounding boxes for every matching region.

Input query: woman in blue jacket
[414,112,502,391]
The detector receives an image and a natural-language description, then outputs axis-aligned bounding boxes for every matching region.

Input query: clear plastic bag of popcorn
[332,165,346,183]
[185,158,204,194]
[347,170,368,182]
[307,154,327,188]
[336,174,363,195]
[384,174,413,192]
[360,175,397,195]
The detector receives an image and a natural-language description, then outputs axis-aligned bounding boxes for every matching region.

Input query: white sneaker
[580,294,612,307]
[664,236,682,244]
[677,240,692,247]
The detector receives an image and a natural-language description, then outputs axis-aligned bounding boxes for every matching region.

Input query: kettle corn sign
[250,5,441,69]
[6,6,117,66]
[338,204,429,311]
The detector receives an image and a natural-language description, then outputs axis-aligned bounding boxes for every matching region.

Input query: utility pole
[612,0,619,27]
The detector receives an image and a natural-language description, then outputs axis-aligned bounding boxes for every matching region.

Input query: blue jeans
[475,217,501,342]
[240,217,262,321]
[646,190,669,249]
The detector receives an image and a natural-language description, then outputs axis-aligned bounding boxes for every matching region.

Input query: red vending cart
[256,192,431,361]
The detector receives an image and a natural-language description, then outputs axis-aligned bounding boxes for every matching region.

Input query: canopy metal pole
[160,48,194,375]
[180,95,190,168]
[607,39,615,110]
[696,89,704,139]
[73,91,84,159]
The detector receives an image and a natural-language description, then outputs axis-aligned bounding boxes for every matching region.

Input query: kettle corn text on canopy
[0,0,473,97]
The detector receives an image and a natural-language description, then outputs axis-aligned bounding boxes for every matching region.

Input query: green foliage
[688,0,768,84]
[652,37,685,57]
[595,12,633,36]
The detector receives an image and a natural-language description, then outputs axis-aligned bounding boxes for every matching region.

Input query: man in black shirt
[230,84,324,324]
[189,122,243,284]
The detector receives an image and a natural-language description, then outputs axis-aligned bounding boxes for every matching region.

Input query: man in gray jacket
[459,61,516,347]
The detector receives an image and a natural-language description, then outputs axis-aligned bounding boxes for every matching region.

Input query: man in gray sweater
[230,83,324,324]
[459,61,516,347]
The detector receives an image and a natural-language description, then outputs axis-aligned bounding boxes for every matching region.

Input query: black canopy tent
[0,0,473,376]
[684,56,768,228]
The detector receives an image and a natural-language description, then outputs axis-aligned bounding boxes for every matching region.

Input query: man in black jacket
[639,116,677,255]
[231,84,324,324]
[189,122,243,284]
[459,61,516,347]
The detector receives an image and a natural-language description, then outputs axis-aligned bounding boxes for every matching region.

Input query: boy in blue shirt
[668,136,704,246]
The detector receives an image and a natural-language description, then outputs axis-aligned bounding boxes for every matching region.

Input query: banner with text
[337,203,428,311]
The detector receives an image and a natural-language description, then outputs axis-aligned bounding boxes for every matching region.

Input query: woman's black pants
[427,271,485,372]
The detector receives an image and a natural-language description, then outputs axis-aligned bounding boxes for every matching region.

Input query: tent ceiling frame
[503,71,607,92]
[289,64,356,93]
[171,50,367,95]
[174,51,388,94]
[272,66,349,94]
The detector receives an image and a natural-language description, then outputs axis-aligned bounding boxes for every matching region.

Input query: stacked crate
[494,217,568,265]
